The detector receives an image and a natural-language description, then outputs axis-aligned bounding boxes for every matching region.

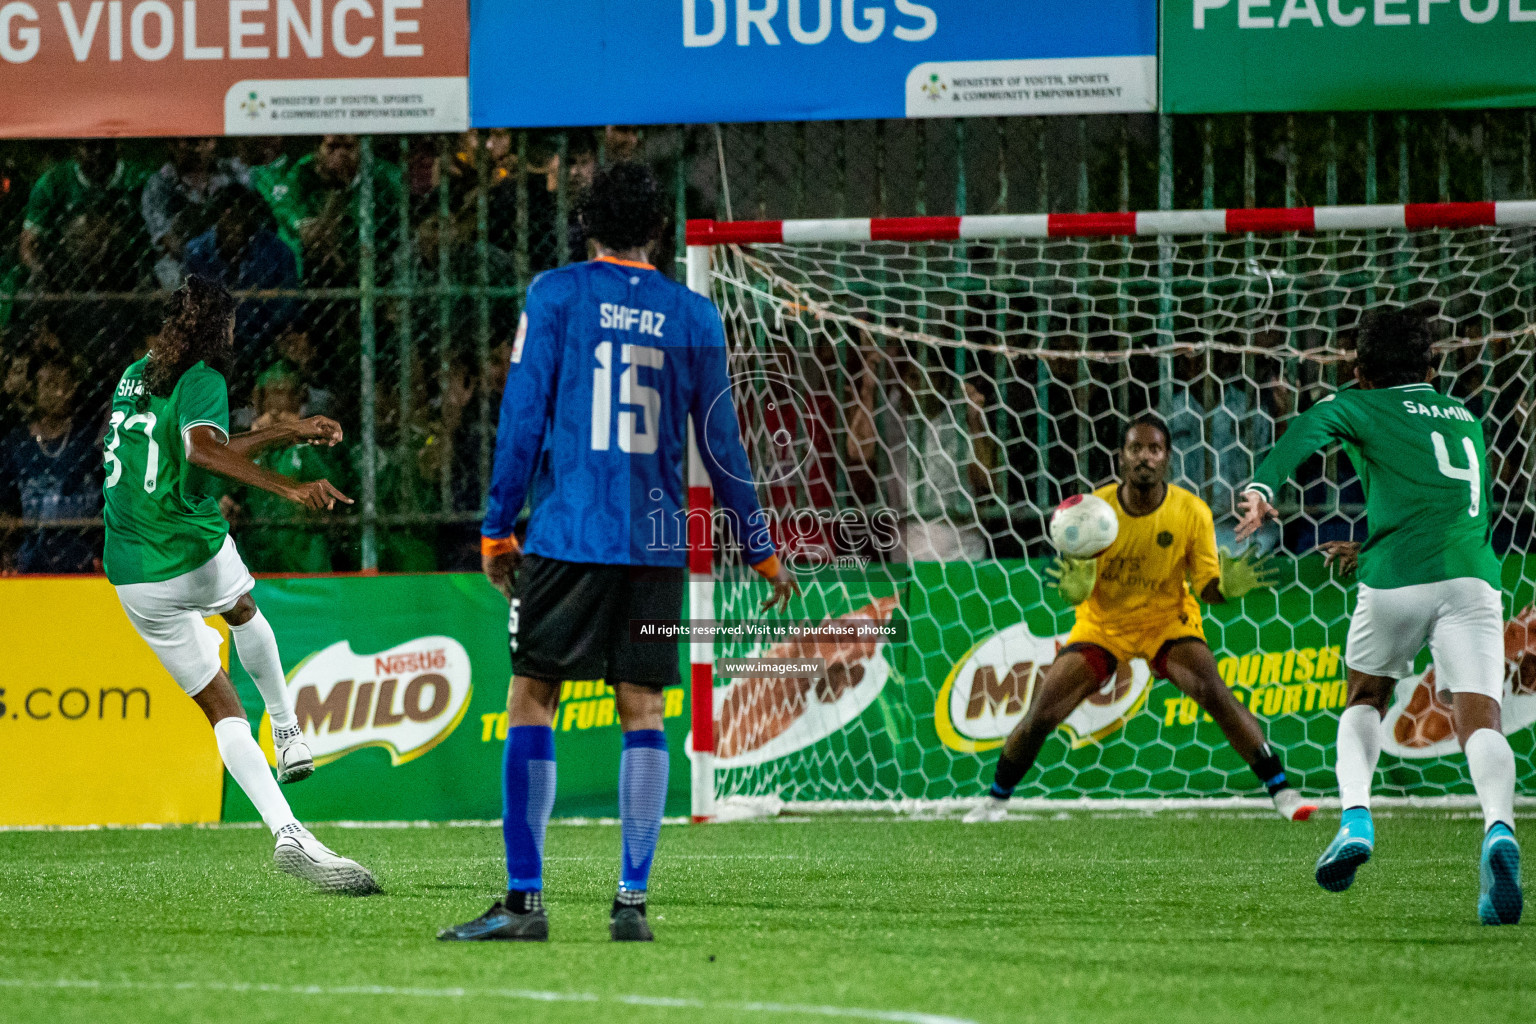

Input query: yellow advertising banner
[0,577,224,826]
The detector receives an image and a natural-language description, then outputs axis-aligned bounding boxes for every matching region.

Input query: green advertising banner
[711,554,1536,804]
[222,558,1535,822]
[1161,0,1536,112]
[222,574,692,823]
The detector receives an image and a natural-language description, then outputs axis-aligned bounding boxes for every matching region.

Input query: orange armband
[481,535,521,557]
[750,554,781,580]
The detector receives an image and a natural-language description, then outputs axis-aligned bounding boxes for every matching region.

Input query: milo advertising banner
[706,555,1536,804]
[222,574,692,823]
[218,556,1534,824]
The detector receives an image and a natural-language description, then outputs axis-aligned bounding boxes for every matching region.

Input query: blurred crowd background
[1,113,1533,575]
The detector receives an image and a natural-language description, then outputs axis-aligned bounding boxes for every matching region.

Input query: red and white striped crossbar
[685,200,1536,246]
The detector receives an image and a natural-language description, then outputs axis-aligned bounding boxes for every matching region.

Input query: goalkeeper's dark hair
[1122,413,1170,448]
[144,275,235,397]
[1354,306,1437,388]
[577,161,666,251]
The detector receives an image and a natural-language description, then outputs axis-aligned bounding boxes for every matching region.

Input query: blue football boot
[1316,806,1374,893]
[1478,823,1522,926]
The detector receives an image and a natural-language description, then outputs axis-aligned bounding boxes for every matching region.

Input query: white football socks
[1335,704,1383,811]
[228,610,300,742]
[213,717,299,836]
[1465,728,1516,834]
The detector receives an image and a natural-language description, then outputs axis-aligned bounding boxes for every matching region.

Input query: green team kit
[102,357,231,585]
[1247,382,1500,591]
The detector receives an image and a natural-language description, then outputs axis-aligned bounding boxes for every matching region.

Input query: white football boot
[276,739,315,784]
[1273,787,1318,822]
[274,826,381,894]
[962,795,1010,823]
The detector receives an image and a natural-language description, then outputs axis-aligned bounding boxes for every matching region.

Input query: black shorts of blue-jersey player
[511,555,684,690]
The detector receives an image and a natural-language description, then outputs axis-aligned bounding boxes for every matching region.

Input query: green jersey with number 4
[1247,382,1499,591]
[102,358,231,585]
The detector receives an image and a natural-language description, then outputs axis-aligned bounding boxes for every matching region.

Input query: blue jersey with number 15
[482,257,775,568]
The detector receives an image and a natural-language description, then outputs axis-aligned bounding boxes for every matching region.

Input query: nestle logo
[374,649,447,676]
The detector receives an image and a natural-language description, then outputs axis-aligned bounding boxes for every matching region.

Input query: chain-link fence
[2,112,1535,574]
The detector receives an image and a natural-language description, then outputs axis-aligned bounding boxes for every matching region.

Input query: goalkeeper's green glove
[1218,545,1278,601]
[1045,556,1098,606]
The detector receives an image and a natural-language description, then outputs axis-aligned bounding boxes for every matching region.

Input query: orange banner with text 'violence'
[0,0,468,138]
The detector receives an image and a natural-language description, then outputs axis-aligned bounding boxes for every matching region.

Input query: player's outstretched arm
[185,425,352,511]
[1233,489,1279,543]
[225,415,344,460]
[1237,394,1356,541]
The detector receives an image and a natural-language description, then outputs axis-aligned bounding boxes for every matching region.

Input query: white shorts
[1345,577,1505,702]
[115,536,255,697]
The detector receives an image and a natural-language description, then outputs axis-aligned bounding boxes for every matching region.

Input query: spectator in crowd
[141,137,245,290]
[745,339,839,564]
[184,187,299,398]
[0,353,102,574]
[19,140,152,280]
[357,374,437,572]
[1,315,66,432]
[265,134,403,283]
[442,129,517,244]
[222,362,339,573]
[269,314,336,421]
[847,345,997,562]
[392,211,519,358]
[418,350,488,571]
[44,200,156,398]
[235,136,288,189]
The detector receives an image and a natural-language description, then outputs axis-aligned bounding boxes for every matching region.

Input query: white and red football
[1049,494,1119,559]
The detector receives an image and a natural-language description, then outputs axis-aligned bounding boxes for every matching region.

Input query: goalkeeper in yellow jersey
[966,415,1317,823]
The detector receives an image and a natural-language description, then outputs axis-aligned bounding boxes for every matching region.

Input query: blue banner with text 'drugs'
[469,1,1156,128]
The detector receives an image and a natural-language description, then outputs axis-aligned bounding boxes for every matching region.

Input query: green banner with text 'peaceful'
[1162,0,1536,113]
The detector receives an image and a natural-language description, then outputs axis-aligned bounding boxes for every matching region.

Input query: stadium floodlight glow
[684,200,1536,822]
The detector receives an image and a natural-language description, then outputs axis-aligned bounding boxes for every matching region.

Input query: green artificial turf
[0,811,1530,1024]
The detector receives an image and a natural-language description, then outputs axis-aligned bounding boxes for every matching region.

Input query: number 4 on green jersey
[1245,382,1499,591]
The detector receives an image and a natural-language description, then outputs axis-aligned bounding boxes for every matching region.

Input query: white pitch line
[0,978,982,1024]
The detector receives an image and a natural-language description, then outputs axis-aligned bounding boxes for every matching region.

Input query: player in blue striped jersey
[440,163,795,944]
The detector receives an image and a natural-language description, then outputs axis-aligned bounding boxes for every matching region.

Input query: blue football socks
[503,725,557,894]
[618,729,669,896]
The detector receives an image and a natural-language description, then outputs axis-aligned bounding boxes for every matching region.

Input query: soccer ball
[1049,494,1118,558]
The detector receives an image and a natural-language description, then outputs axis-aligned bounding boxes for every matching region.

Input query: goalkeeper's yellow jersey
[1074,482,1222,637]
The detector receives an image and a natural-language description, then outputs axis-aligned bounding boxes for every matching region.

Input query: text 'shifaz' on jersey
[1247,383,1500,590]
[102,358,231,585]
[482,257,775,568]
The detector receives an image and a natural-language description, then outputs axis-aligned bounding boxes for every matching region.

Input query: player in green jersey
[1236,307,1520,925]
[105,276,376,895]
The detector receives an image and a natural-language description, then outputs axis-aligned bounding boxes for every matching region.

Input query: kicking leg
[1314,671,1392,892]
[1158,639,1316,822]
[962,646,1111,823]
[1456,694,1521,925]
[221,594,311,784]
[439,675,557,942]
[611,682,667,942]
[191,673,377,895]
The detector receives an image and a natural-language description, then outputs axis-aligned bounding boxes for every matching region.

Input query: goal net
[682,205,1536,815]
